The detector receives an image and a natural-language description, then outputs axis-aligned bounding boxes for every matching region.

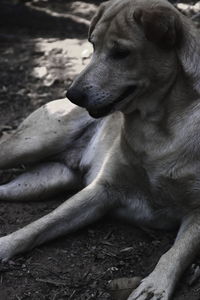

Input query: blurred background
[0,0,104,136]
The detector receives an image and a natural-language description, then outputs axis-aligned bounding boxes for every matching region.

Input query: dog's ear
[133,7,182,49]
[88,3,107,40]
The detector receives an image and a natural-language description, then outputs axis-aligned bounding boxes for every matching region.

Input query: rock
[33,66,47,78]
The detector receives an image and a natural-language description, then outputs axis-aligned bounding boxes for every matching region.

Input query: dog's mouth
[88,85,137,118]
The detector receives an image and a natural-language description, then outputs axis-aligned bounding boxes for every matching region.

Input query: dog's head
[66,0,183,118]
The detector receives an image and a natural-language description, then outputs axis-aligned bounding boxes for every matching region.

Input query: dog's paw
[0,234,16,262]
[127,275,170,300]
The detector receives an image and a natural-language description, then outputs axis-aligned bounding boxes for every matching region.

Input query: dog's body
[1,0,200,299]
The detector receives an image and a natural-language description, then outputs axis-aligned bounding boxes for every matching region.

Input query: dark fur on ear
[133,7,182,49]
[88,3,107,41]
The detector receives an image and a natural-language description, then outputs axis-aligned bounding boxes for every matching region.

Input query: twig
[36,278,66,286]
[69,290,76,299]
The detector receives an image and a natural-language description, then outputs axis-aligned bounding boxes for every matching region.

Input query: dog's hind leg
[0,99,84,169]
[0,181,117,261]
[0,162,79,202]
[128,213,200,300]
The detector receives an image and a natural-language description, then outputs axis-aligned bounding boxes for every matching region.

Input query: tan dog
[1,0,200,299]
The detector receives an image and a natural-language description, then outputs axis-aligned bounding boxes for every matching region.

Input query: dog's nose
[66,87,87,107]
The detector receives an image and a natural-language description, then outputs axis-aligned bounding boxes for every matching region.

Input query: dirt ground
[1,0,200,299]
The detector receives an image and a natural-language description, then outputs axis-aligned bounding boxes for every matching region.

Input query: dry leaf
[108,276,142,300]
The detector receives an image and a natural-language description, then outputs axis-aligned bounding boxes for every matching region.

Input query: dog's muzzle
[66,85,137,118]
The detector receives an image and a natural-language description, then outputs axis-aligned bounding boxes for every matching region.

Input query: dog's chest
[126,118,171,163]
[80,113,122,184]
[123,113,200,222]
[125,113,200,177]
[114,194,181,230]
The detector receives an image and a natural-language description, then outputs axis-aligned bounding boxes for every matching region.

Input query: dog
[1,0,200,299]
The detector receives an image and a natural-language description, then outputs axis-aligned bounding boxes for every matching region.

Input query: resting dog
[0,0,200,299]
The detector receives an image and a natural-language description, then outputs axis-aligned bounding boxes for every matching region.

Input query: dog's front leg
[128,213,200,300]
[0,181,117,261]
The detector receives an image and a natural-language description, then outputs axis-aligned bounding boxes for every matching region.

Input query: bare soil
[1,1,200,299]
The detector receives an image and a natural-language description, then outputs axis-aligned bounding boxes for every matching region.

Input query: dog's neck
[176,16,200,95]
[121,65,198,151]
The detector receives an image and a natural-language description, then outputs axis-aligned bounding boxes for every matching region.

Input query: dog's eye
[110,48,130,60]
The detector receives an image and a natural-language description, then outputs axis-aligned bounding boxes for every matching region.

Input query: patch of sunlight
[177,2,200,14]
[31,38,93,82]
